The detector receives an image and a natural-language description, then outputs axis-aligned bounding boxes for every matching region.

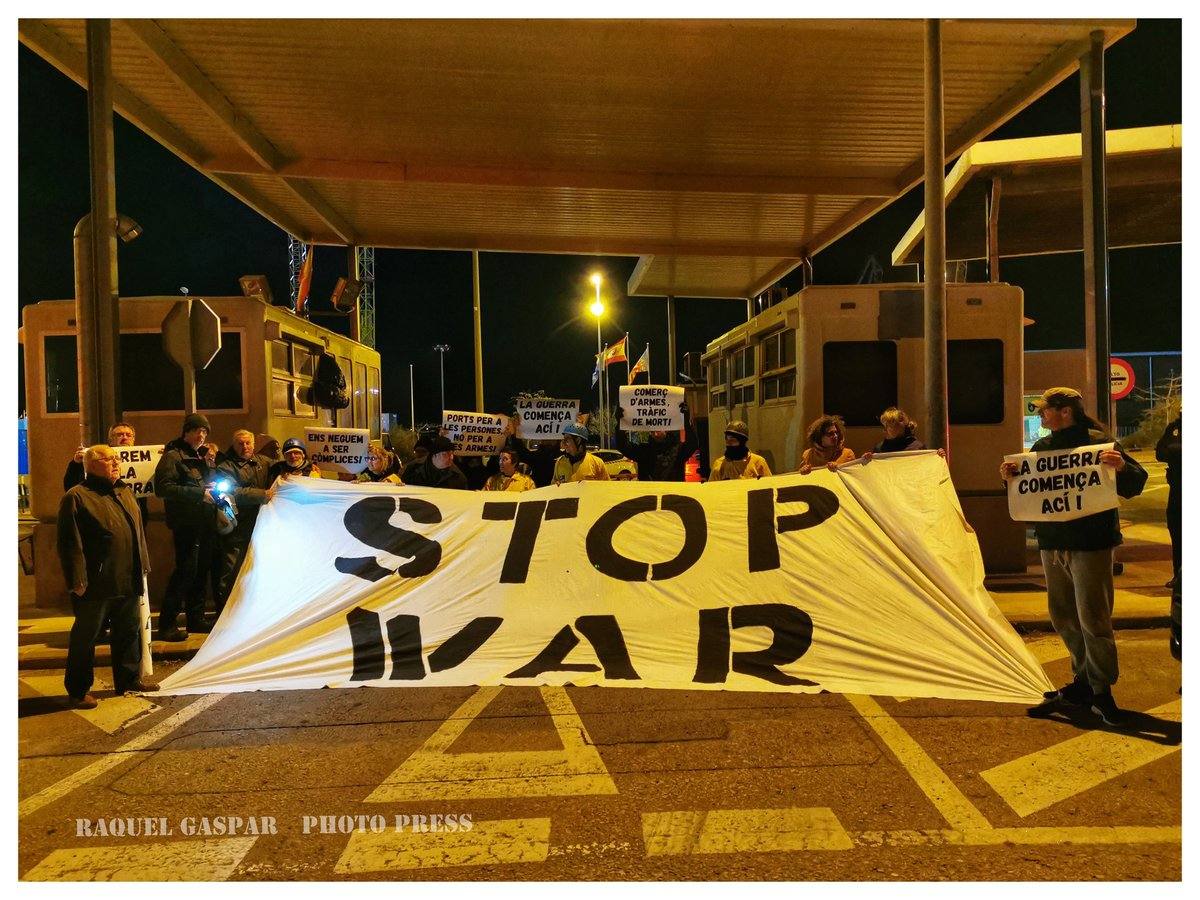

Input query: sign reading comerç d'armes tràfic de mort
[158,453,1052,704]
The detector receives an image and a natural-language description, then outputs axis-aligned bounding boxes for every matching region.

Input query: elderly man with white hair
[57,444,158,708]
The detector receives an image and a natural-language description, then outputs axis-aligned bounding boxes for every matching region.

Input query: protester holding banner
[799,415,856,474]
[58,445,157,707]
[709,421,771,481]
[483,449,536,492]
[355,441,403,485]
[267,437,323,483]
[214,429,274,613]
[614,401,698,481]
[552,423,609,484]
[154,413,218,642]
[1001,387,1146,725]
[401,434,469,489]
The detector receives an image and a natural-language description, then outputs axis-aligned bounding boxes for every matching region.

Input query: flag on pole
[295,243,314,318]
[591,351,602,388]
[602,334,628,366]
[629,344,650,384]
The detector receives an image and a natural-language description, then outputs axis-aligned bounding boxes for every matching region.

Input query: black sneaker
[1090,690,1126,726]
[1042,678,1093,707]
[157,627,187,643]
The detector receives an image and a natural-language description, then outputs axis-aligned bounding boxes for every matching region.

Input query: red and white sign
[1110,357,1135,401]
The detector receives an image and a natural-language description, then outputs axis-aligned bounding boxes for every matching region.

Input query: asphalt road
[18,629,1180,882]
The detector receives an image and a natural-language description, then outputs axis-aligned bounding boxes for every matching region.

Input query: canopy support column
[986,177,1002,283]
[923,18,948,451]
[1080,31,1111,426]
[472,250,485,412]
[79,19,120,445]
[347,245,361,343]
[666,295,677,386]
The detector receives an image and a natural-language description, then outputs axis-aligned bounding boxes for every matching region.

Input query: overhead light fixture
[239,275,274,304]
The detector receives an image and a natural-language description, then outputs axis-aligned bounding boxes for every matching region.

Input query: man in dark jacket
[1001,387,1147,725]
[213,429,273,613]
[401,434,469,489]
[153,413,215,642]
[614,401,698,481]
[57,445,157,707]
[1156,415,1181,586]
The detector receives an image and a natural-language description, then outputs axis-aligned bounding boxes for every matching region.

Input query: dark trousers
[65,593,141,698]
[216,526,254,612]
[1167,485,1181,578]
[161,525,211,632]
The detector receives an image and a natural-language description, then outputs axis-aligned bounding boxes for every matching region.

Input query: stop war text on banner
[116,444,164,495]
[443,410,510,456]
[1004,442,1117,522]
[618,385,684,431]
[515,397,580,439]
[305,428,371,474]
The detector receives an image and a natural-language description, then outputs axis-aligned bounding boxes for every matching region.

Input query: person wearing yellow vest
[484,448,536,492]
[708,420,771,481]
[552,423,609,485]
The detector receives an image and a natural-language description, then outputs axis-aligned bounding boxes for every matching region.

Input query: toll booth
[20,295,382,608]
[701,282,1026,572]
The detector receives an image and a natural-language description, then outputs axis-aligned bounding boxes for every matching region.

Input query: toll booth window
[948,339,1005,424]
[336,356,352,428]
[43,335,79,414]
[760,330,796,401]
[708,358,727,409]
[196,332,243,410]
[731,345,755,380]
[734,383,755,405]
[822,341,897,425]
[353,361,367,427]
[271,336,319,417]
[368,366,381,437]
[119,333,184,410]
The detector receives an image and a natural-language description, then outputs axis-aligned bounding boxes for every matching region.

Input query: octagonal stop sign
[162,299,221,370]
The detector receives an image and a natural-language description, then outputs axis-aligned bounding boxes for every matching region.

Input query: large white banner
[515,398,580,440]
[443,410,510,456]
[618,385,684,431]
[115,444,164,496]
[1004,443,1117,522]
[305,428,370,475]
[158,453,1051,704]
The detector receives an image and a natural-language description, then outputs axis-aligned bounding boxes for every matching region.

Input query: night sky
[17,19,1181,425]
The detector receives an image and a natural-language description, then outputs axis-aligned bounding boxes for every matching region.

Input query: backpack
[314,352,350,410]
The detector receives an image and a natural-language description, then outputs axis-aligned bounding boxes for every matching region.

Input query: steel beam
[923,19,948,452]
[472,251,485,412]
[666,295,677,387]
[1080,31,1111,426]
[80,20,120,445]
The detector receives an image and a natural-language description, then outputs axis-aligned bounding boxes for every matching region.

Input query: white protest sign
[305,428,370,474]
[157,455,1054,704]
[1004,442,1118,522]
[116,444,164,496]
[515,398,580,439]
[618,385,685,431]
[443,410,510,456]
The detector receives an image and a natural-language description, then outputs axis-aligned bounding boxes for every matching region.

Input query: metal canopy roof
[20,18,1132,300]
[892,124,1181,265]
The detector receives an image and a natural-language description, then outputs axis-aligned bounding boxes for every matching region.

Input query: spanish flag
[295,243,314,318]
[603,334,628,366]
[628,344,649,384]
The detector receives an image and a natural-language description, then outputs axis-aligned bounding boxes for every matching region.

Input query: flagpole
[625,332,631,385]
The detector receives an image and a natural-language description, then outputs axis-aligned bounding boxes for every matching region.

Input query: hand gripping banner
[158,453,1052,703]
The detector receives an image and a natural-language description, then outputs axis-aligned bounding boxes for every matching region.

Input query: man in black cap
[58,444,158,707]
[1001,387,1147,725]
[153,413,216,642]
[401,434,468,489]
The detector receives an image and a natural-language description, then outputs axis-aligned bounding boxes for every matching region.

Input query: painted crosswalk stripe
[334,818,551,872]
[642,807,854,856]
[22,837,256,881]
[18,693,227,819]
[980,699,1182,817]
[852,825,1180,847]
[365,686,616,802]
[844,694,991,831]
[20,674,159,735]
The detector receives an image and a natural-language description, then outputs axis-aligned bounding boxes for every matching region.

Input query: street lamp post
[589,274,604,448]
[433,344,450,414]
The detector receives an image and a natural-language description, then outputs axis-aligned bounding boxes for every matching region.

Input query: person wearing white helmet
[552,422,609,485]
[709,420,771,481]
